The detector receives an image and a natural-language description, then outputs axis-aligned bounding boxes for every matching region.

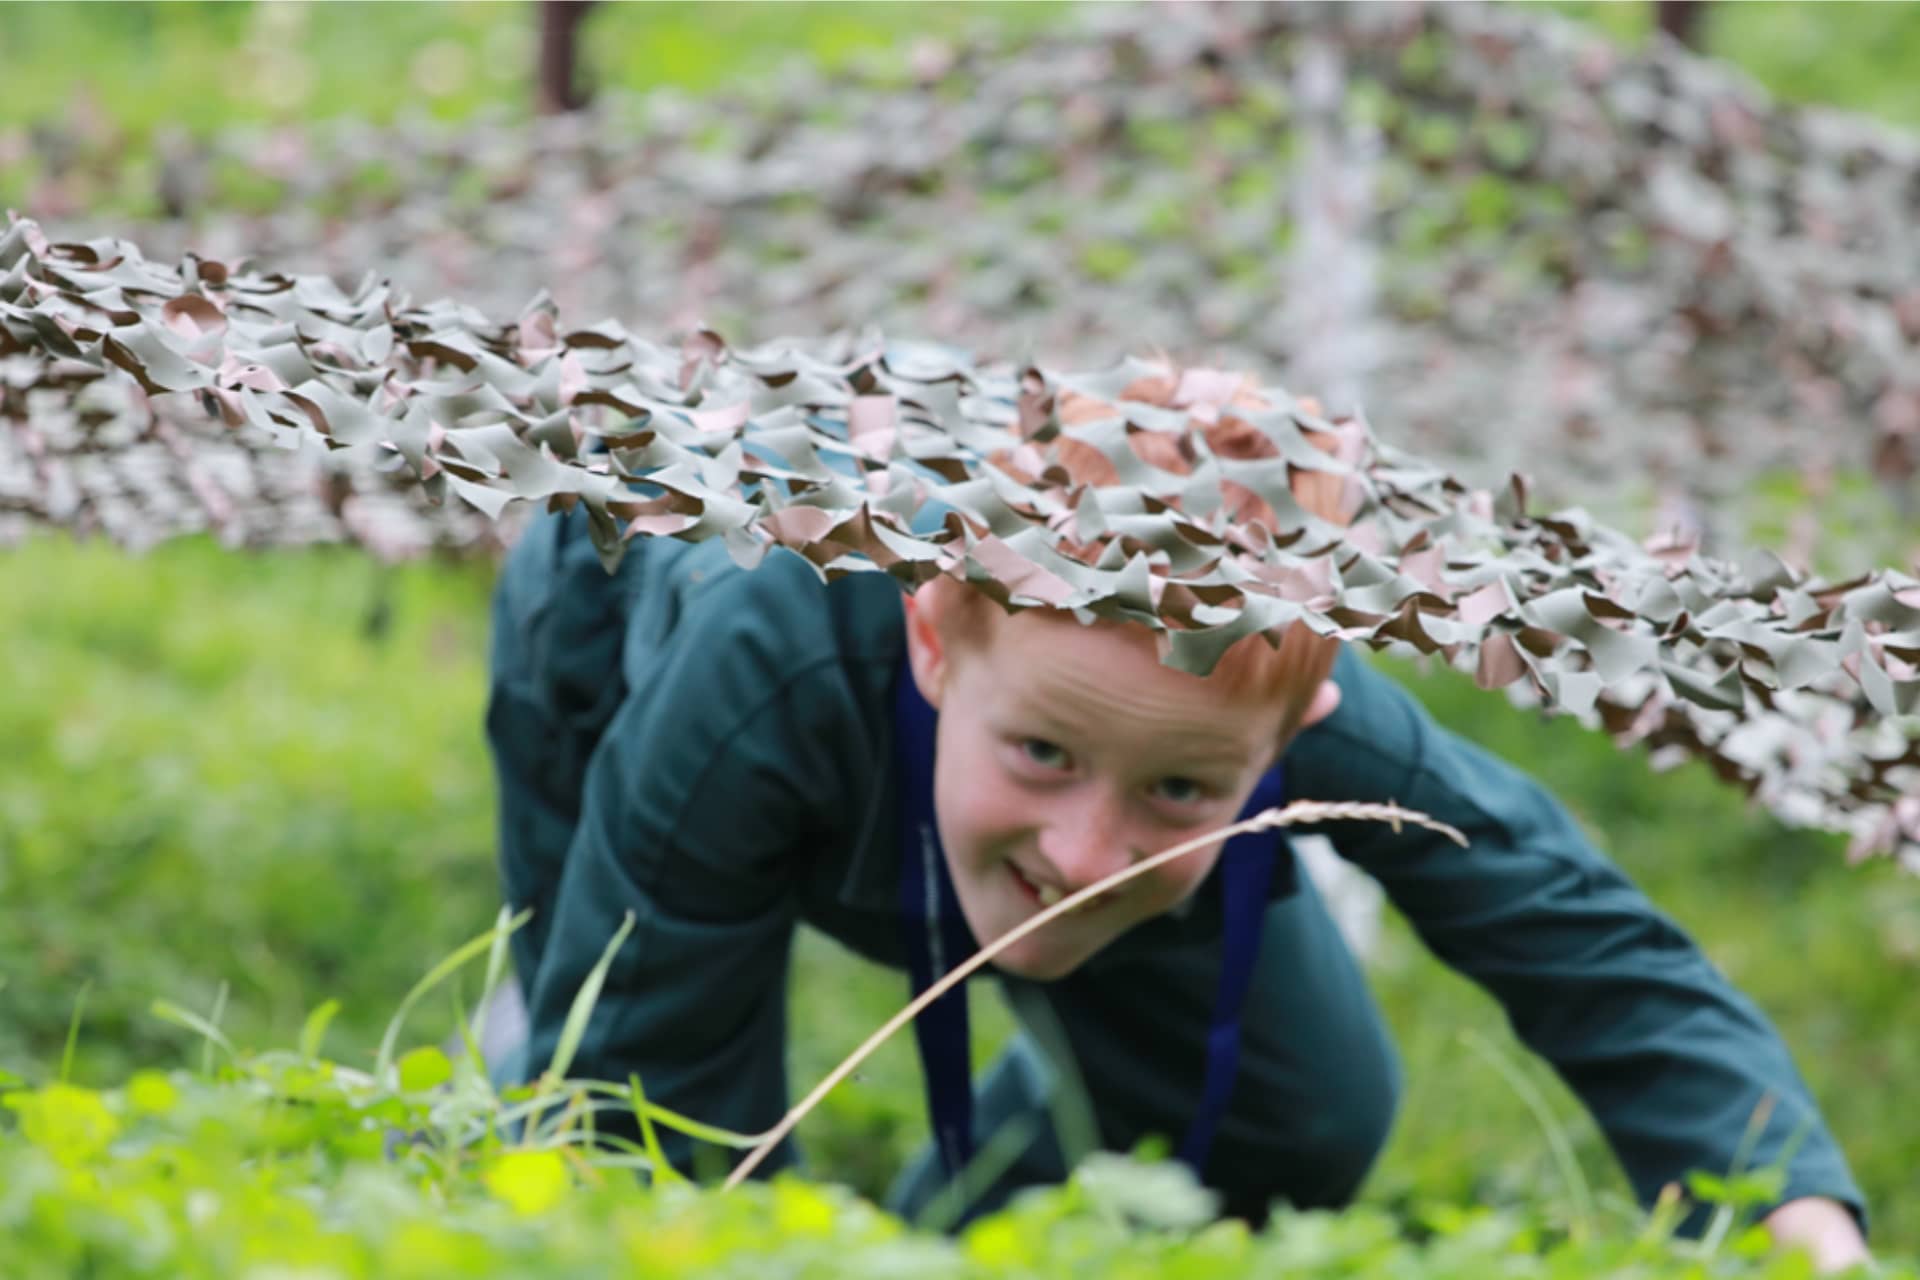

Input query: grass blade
[375,908,531,1086]
[495,1088,761,1151]
[152,998,234,1062]
[203,990,229,1074]
[1461,1027,1594,1240]
[450,983,489,1079]
[203,981,229,1077]
[1005,983,1098,1173]
[628,1073,686,1186]
[541,910,635,1087]
[522,911,635,1142]
[60,980,92,1084]
[914,1113,1041,1235]
[299,998,342,1061]
[469,903,518,1061]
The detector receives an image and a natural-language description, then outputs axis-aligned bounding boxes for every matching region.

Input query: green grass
[1532,1,1920,129]
[4,3,1919,143]
[0,2,1063,138]
[6,534,1917,1251]
[0,535,499,1083]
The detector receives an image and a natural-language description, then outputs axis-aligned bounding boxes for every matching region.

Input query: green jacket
[487,508,1864,1228]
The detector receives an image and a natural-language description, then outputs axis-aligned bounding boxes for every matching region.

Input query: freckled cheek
[936,753,1032,864]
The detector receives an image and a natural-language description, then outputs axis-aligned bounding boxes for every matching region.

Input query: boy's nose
[1036,797,1133,892]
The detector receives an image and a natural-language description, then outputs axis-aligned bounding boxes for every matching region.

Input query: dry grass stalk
[723,799,1467,1188]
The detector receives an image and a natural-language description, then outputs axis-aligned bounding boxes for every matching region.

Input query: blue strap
[894,663,1292,1184]
[1174,764,1290,1173]
[896,668,978,1178]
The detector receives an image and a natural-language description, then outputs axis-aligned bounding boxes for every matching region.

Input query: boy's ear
[1297,678,1342,732]
[901,587,949,710]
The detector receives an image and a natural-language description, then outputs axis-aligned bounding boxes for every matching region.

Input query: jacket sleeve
[1289,649,1867,1236]
[512,553,867,1181]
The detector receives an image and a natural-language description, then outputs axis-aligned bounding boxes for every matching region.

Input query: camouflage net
[5,215,1920,867]
[20,1,1920,552]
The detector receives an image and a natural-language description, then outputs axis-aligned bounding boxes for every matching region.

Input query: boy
[484,366,1868,1267]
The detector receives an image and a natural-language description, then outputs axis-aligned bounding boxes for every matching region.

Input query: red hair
[921,361,1357,743]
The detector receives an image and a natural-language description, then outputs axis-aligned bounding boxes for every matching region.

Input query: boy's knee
[1301,1055,1401,1204]
[1217,1037,1402,1221]
[885,1036,1069,1229]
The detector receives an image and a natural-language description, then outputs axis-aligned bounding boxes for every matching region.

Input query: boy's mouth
[1008,863,1117,912]
[1009,863,1061,907]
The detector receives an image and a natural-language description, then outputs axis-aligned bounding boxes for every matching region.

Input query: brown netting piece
[5,214,1920,866]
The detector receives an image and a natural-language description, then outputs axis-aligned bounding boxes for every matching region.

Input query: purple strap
[895,664,1292,1184]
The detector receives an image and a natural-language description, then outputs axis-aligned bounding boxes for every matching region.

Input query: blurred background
[5,0,1920,1250]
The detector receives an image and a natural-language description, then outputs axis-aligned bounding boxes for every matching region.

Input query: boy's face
[903,596,1334,981]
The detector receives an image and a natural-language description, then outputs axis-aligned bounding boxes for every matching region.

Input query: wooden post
[536,0,598,115]
[1655,0,1709,51]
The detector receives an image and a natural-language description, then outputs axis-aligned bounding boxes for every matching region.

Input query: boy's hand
[1763,1197,1871,1273]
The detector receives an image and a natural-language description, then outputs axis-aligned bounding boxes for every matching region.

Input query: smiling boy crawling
[484,362,1868,1267]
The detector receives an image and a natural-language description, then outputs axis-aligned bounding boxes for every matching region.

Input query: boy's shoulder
[505,507,907,692]
[653,540,907,658]
[598,536,909,735]
[1286,648,1435,809]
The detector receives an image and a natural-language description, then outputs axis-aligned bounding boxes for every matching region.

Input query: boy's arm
[1290,650,1868,1239]
[506,561,880,1180]
[518,784,800,1178]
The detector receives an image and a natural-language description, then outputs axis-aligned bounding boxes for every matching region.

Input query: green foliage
[0,534,498,1083]
[0,973,1900,1278]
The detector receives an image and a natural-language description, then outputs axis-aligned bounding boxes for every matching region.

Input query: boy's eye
[1152,777,1207,806]
[1020,739,1072,771]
